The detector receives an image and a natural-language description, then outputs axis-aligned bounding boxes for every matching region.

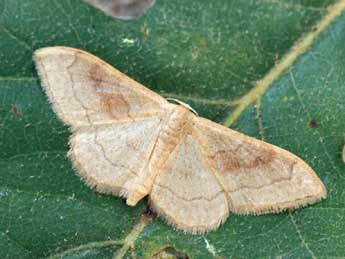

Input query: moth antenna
[166,98,198,116]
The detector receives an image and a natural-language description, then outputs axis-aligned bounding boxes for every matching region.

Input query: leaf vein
[0,230,33,255]
[0,185,118,216]
[52,0,86,49]
[0,23,32,51]
[289,212,317,259]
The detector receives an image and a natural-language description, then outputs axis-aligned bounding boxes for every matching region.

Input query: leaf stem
[113,215,153,259]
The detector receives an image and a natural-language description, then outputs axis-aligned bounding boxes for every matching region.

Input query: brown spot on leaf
[151,246,189,259]
[309,119,318,128]
[199,38,208,49]
[311,25,318,32]
[10,105,23,117]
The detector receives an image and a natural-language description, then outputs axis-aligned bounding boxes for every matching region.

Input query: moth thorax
[151,106,194,169]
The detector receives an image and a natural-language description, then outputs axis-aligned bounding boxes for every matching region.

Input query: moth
[34,46,326,233]
[84,0,155,20]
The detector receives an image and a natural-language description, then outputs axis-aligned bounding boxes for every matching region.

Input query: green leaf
[0,0,344,258]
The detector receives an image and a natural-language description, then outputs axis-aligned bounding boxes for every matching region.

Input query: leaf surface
[0,0,344,258]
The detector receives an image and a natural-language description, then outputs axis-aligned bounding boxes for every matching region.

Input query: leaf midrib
[223,0,345,127]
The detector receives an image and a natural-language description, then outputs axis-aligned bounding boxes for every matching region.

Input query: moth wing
[70,116,164,200]
[34,46,170,129]
[149,134,229,234]
[193,117,327,215]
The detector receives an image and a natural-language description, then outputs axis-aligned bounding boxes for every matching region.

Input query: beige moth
[34,46,326,233]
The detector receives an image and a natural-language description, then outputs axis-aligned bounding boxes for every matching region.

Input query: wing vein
[67,54,93,125]
[228,162,296,193]
[154,183,225,202]
[93,127,138,177]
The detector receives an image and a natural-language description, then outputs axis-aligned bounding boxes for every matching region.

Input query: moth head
[166,98,198,116]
